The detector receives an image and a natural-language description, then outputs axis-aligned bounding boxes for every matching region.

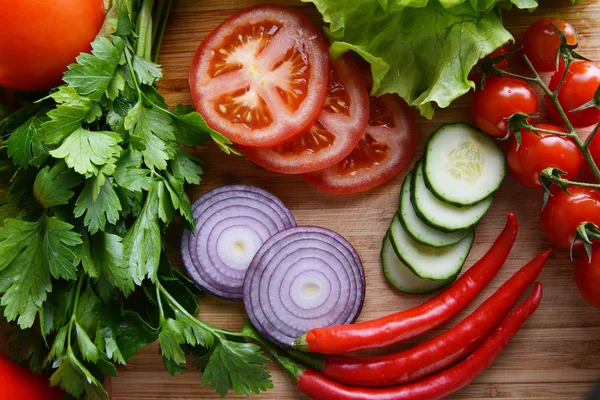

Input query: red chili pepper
[0,354,65,400]
[314,248,553,386]
[294,213,519,354]
[289,283,542,400]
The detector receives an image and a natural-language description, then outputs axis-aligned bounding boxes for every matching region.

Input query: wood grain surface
[109,0,600,398]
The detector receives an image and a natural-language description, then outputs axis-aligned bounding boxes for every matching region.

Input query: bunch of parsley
[0,1,273,398]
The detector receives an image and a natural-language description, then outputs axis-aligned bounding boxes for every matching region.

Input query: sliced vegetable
[399,171,470,247]
[293,214,518,354]
[181,185,296,300]
[302,94,417,194]
[423,123,505,206]
[389,214,474,280]
[381,233,456,295]
[190,4,330,147]
[261,282,542,400]
[243,54,369,174]
[320,248,553,386]
[412,162,493,232]
[244,226,365,348]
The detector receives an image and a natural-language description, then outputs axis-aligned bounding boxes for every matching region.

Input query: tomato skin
[507,124,583,189]
[575,246,600,308]
[472,76,538,138]
[242,54,369,174]
[540,186,600,248]
[522,18,578,72]
[301,94,417,194]
[0,355,64,399]
[547,61,600,128]
[469,44,509,84]
[190,4,330,148]
[0,0,105,91]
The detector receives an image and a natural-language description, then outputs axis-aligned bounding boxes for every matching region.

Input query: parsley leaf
[33,162,82,209]
[114,149,153,192]
[125,101,177,170]
[169,148,203,185]
[6,114,46,168]
[43,216,82,280]
[63,36,126,101]
[49,128,122,176]
[158,318,187,364]
[132,54,163,85]
[92,233,134,295]
[201,340,273,396]
[75,178,122,234]
[123,185,161,284]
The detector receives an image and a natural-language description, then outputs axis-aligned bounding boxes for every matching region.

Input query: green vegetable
[0,1,272,398]
[304,0,534,118]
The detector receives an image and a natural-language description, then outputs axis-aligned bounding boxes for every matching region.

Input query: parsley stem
[124,48,144,98]
[67,274,86,349]
[152,0,173,63]
[136,0,155,59]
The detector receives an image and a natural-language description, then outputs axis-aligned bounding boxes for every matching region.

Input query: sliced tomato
[242,55,369,174]
[189,4,330,148]
[302,94,417,194]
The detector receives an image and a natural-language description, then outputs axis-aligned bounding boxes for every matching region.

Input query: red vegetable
[472,76,538,138]
[0,355,64,400]
[506,124,583,189]
[293,214,518,354]
[523,18,578,72]
[547,60,600,128]
[318,248,553,386]
[0,0,105,91]
[289,283,542,400]
[540,186,600,248]
[575,245,600,308]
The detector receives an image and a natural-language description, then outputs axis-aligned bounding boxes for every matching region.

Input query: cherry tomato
[472,76,538,138]
[0,355,64,399]
[547,61,600,128]
[507,124,583,189]
[469,44,510,84]
[575,245,600,308]
[0,0,105,91]
[522,18,578,72]
[190,4,330,148]
[243,55,369,174]
[540,186,600,248]
[301,94,417,194]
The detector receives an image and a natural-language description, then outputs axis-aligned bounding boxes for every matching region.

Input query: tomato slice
[189,4,330,148]
[302,94,417,194]
[242,55,369,174]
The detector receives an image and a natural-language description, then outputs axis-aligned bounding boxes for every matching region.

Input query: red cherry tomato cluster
[190,4,417,194]
[472,18,600,309]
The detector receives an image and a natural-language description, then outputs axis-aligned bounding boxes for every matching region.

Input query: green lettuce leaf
[305,0,527,118]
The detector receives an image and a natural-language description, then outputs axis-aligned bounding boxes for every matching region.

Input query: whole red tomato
[0,355,64,399]
[507,124,583,189]
[547,61,600,128]
[575,245,600,308]
[523,18,578,72]
[0,0,105,91]
[540,186,600,248]
[472,76,538,138]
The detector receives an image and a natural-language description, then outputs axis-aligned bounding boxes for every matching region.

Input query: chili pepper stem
[293,334,309,351]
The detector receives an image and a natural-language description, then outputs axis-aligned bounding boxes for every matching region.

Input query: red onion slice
[180,185,296,301]
[243,226,365,348]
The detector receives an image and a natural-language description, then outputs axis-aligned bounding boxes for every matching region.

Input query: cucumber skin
[410,165,493,233]
[381,232,459,295]
[389,215,474,280]
[422,122,506,207]
[398,171,470,248]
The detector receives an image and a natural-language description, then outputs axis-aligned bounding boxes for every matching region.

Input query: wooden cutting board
[108,0,600,398]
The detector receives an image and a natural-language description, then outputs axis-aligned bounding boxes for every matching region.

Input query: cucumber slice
[412,162,493,232]
[389,214,474,280]
[424,123,505,206]
[381,233,457,294]
[399,171,470,247]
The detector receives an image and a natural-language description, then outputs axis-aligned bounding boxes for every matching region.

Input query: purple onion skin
[243,226,365,348]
